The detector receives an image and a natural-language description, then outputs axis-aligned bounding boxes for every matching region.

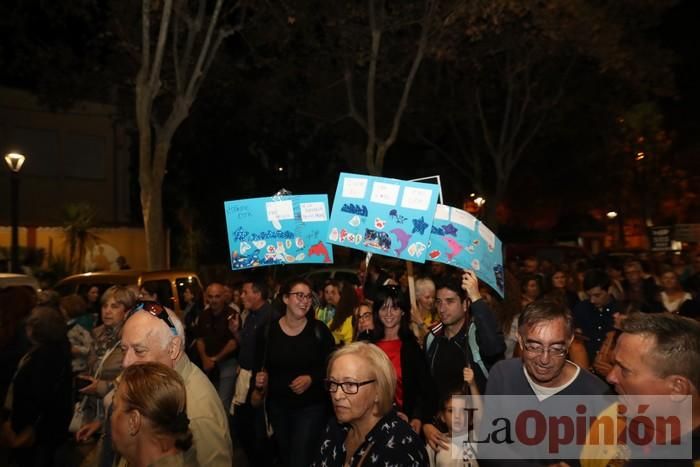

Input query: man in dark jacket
[422,270,506,452]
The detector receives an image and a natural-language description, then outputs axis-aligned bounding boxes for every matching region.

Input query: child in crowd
[427,367,482,467]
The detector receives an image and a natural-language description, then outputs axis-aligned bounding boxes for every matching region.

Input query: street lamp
[5,152,26,273]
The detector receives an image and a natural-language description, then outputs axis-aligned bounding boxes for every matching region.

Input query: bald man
[119,307,233,466]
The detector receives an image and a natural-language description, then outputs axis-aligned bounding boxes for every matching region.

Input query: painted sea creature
[329,228,339,241]
[442,223,458,236]
[239,242,251,254]
[363,229,392,251]
[429,250,441,259]
[231,249,260,269]
[445,237,464,261]
[374,217,386,230]
[411,216,429,235]
[341,203,368,217]
[388,209,407,224]
[431,223,458,237]
[407,242,426,257]
[391,228,412,256]
[308,241,331,263]
[349,215,361,227]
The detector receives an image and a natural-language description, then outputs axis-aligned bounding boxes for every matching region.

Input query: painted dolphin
[445,237,463,261]
[308,241,331,263]
[391,228,412,256]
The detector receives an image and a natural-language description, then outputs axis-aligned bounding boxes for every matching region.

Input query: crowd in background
[1,248,700,466]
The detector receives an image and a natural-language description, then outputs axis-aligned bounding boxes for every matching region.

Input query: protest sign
[327,173,439,263]
[224,194,333,270]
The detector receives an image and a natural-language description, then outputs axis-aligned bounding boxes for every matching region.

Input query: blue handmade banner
[427,204,505,297]
[327,173,440,263]
[224,194,333,270]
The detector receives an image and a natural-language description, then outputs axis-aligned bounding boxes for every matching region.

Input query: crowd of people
[1,250,700,467]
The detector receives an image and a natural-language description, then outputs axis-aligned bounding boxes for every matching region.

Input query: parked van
[54,270,202,316]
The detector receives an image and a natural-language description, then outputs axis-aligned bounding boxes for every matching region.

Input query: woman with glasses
[313,341,428,466]
[353,301,375,342]
[370,285,434,435]
[252,278,335,467]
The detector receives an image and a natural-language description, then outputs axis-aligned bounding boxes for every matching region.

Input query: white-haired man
[118,302,233,466]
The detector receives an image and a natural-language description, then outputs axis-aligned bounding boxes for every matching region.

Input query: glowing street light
[606,211,618,219]
[5,152,26,273]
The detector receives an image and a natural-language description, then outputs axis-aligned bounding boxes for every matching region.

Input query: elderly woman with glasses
[313,341,428,467]
[252,277,335,467]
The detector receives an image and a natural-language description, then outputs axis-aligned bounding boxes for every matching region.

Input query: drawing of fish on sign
[445,237,464,261]
[341,203,368,217]
[391,228,412,256]
[388,209,407,224]
[411,216,429,235]
[363,228,392,252]
[430,223,457,237]
[308,241,331,263]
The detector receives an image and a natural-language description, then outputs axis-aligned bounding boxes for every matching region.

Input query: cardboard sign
[327,173,439,263]
[428,204,505,297]
[224,194,333,270]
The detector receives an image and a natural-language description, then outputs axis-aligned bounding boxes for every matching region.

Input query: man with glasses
[482,300,608,467]
[486,299,608,398]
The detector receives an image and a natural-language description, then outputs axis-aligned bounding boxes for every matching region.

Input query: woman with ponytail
[111,362,196,467]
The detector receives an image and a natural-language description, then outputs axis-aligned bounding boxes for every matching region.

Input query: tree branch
[148,0,174,96]
[381,0,435,172]
[185,0,225,99]
[366,0,383,172]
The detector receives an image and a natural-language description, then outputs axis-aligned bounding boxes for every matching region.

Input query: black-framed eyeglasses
[130,301,178,336]
[522,342,568,358]
[324,379,376,394]
[287,292,314,302]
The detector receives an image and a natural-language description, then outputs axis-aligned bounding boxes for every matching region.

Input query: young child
[427,367,482,467]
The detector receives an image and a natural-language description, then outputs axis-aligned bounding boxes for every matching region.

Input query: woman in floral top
[312,341,428,467]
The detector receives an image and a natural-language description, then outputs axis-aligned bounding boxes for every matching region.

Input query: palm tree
[62,203,101,274]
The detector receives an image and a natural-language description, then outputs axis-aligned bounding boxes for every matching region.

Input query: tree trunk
[140,166,166,270]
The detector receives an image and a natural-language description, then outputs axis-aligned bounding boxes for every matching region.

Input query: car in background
[303,267,360,292]
[54,270,202,316]
[0,273,40,292]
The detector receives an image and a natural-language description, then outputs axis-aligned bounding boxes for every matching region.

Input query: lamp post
[5,152,26,273]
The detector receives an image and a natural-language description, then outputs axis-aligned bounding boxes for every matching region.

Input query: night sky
[1,0,698,266]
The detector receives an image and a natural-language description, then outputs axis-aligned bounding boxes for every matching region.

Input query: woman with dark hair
[253,278,335,467]
[327,281,357,346]
[111,362,195,466]
[520,273,542,308]
[544,268,580,311]
[82,285,101,330]
[1,306,72,466]
[371,285,434,434]
[315,279,341,327]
